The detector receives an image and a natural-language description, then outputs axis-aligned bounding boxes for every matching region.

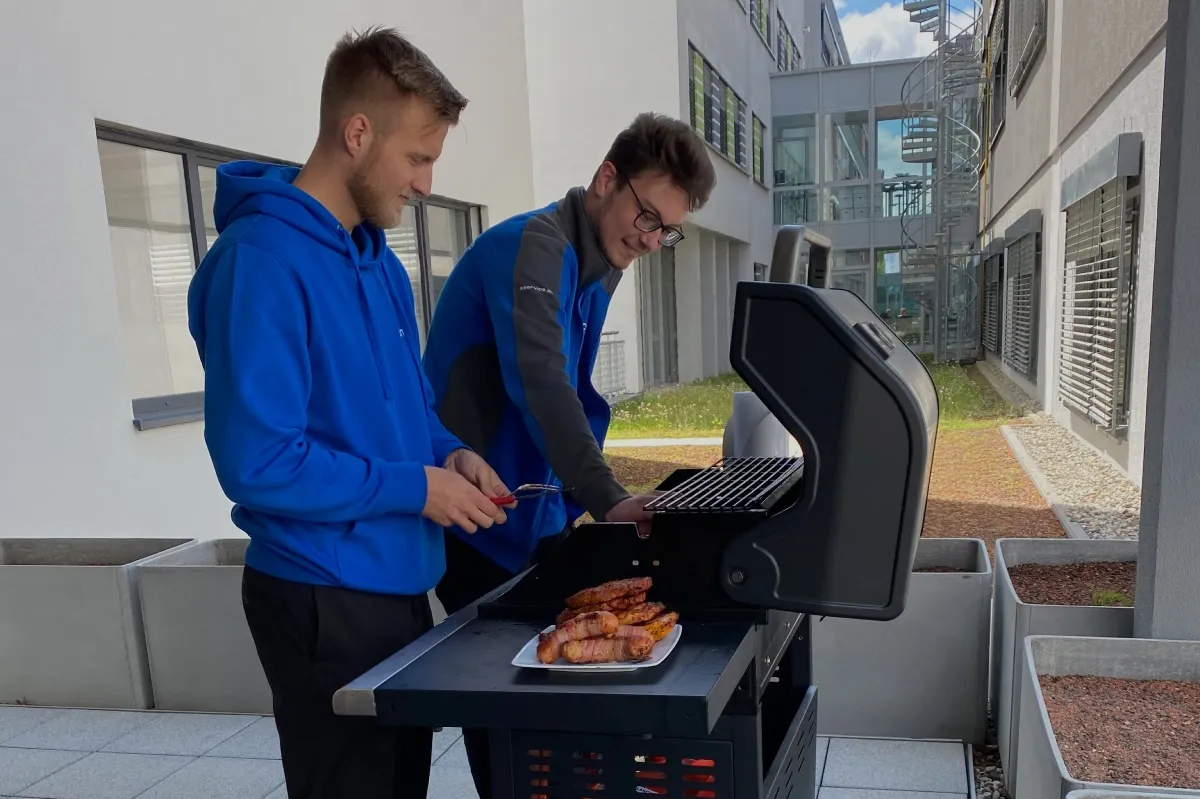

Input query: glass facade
[771,95,940,353]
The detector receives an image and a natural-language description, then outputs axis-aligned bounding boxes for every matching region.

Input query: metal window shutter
[1059,178,1135,431]
[982,253,1003,355]
[1002,232,1038,379]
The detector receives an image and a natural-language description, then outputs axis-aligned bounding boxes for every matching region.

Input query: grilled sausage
[562,633,655,664]
[555,592,648,627]
[640,611,679,642]
[536,611,618,664]
[564,577,653,609]
[615,602,666,626]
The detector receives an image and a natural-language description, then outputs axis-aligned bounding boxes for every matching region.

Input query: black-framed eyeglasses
[619,170,686,248]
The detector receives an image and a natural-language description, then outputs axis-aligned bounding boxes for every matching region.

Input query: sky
[833,0,945,63]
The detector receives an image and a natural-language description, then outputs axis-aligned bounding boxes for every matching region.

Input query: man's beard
[346,149,401,230]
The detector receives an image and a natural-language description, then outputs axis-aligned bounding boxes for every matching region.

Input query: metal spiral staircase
[898,0,985,363]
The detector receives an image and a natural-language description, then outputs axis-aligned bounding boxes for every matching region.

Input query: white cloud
[839,2,974,63]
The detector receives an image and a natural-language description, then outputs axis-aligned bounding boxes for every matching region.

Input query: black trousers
[241,565,434,799]
[435,530,569,799]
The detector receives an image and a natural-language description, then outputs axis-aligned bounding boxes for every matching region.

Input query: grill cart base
[498,685,817,799]
[336,225,939,799]
[345,588,818,799]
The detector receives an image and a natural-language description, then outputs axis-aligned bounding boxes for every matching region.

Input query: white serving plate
[511,624,683,673]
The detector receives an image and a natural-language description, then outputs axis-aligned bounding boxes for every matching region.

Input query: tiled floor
[0,706,466,799]
[0,705,972,799]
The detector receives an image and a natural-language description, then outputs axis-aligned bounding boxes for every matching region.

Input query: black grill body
[340,225,939,799]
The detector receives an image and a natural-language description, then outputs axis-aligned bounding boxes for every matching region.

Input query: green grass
[607,360,1022,439]
[608,373,749,439]
[1092,589,1134,607]
[926,360,1023,431]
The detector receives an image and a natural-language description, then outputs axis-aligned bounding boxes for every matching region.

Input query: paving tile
[135,756,284,799]
[0,748,84,795]
[206,718,280,760]
[0,708,64,745]
[433,737,468,770]
[18,752,190,799]
[427,763,479,799]
[822,738,967,793]
[3,711,153,752]
[816,736,830,786]
[432,727,461,762]
[102,713,256,757]
[820,790,966,799]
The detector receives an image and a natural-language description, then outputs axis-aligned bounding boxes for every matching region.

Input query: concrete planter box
[137,538,273,714]
[813,537,991,744]
[0,537,194,709]
[993,538,1137,789]
[1070,787,1190,791]
[1015,636,1200,799]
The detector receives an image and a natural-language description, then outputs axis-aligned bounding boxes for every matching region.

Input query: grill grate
[644,457,803,514]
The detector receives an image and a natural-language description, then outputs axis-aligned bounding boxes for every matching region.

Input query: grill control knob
[729,569,746,586]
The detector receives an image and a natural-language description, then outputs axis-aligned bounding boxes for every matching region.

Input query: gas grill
[335,225,940,799]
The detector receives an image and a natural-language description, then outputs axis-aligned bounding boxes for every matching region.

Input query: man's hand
[422,465,507,533]
[604,491,662,539]
[443,448,511,499]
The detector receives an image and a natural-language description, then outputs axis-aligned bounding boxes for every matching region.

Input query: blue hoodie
[187,161,465,596]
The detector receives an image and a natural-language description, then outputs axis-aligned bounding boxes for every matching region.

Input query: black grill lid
[717,225,940,621]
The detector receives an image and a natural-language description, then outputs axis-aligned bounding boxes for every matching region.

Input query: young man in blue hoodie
[422,112,716,798]
[187,27,509,799]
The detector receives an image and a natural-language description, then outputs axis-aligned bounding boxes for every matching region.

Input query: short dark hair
[602,113,716,212]
[319,26,468,137]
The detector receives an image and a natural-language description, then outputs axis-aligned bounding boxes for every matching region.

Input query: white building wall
[985,35,1165,487]
[1054,41,1165,485]
[0,0,535,540]
[522,0,683,397]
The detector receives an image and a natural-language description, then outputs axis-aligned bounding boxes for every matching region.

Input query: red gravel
[1041,675,1200,789]
[1007,562,1136,606]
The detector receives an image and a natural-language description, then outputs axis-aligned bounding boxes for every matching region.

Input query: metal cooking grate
[644,457,803,514]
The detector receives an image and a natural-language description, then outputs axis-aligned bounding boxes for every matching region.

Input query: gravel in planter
[1006,415,1142,540]
[1007,562,1136,606]
[1040,675,1200,790]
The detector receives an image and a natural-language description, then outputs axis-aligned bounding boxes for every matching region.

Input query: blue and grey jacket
[422,187,628,573]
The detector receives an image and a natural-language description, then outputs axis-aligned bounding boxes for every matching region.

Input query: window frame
[1000,210,1042,382]
[97,123,482,432]
[97,123,298,431]
[752,115,767,186]
[749,0,773,52]
[688,43,751,174]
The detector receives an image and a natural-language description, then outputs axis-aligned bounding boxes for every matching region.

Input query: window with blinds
[1059,178,1138,433]
[1001,211,1041,380]
[688,43,749,173]
[981,242,1005,355]
[1007,0,1046,95]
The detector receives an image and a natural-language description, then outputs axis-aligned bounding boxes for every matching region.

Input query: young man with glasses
[421,111,715,798]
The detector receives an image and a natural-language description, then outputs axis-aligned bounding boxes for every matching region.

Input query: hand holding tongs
[491,483,569,506]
